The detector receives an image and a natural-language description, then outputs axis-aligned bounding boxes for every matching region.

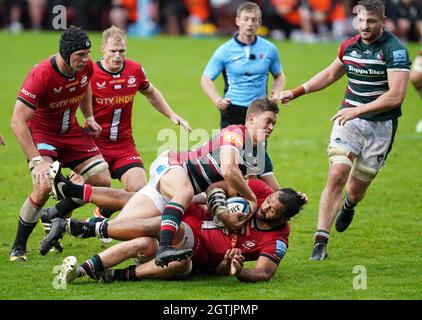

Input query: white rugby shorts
[328,117,394,171]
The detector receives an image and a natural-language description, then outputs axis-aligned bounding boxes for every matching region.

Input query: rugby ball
[213,197,251,228]
[227,197,251,219]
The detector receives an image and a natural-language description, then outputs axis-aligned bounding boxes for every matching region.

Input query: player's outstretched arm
[278,58,345,105]
[141,83,192,132]
[232,255,278,283]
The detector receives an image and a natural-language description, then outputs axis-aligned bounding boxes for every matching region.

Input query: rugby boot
[335,207,355,233]
[40,209,64,253]
[309,242,328,261]
[40,218,68,255]
[155,246,193,267]
[9,245,27,262]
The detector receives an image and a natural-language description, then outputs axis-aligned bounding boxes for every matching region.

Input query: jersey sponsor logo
[128,76,136,85]
[274,240,287,259]
[96,81,106,89]
[110,79,125,84]
[375,50,384,61]
[223,131,243,148]
[347,65,385,75]
[241,240,256,250]
[21,87,36,99]
[53,86,63,94]
[393,49,407,64]
[65,81,79,88]
[49,93,85,108]
[95,95,135,105]
[351,50,362,58]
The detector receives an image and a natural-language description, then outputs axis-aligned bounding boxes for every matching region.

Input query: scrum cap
[59,26,91,67]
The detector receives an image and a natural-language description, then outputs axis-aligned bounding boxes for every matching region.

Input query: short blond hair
[102,25,127,45]
[236,2,261,18]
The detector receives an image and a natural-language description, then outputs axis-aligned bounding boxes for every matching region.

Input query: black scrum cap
[59,26,91,67]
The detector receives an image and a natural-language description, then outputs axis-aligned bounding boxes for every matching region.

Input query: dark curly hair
[277,188,308,219]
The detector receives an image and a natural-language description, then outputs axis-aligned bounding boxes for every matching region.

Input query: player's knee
[326,173,347,191]
[124,180,146,193]
[351,162,377,182]
[132,237,157,257]
[79,159,110,184]
[32,183,52,199]
[87,172,112,187]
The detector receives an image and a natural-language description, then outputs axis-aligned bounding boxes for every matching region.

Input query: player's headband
[59,26,91,68]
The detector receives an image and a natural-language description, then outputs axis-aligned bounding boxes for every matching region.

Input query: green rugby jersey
[338,30,411,121]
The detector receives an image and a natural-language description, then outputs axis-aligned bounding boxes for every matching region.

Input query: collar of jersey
[97,58,125,75]
[50,55,76,79]
[233,33,258,46]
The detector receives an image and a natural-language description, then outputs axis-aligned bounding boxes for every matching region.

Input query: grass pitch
[0,31,421,300]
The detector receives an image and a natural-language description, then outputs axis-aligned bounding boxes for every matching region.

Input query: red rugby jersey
[91,59,149,142]
[193,179,290,267]
[17,56,94,134]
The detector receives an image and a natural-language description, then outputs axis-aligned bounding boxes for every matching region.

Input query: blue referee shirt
[203,35,282,108]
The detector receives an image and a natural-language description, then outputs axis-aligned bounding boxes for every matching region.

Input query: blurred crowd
[0,0,421,42]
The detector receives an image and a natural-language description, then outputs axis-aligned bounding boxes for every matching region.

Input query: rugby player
[10,26,112,261]
[49,179,307,284]
[278,0,411,260]
[201,1,285,191]
[41,25,191,223]
[41,97,279,267]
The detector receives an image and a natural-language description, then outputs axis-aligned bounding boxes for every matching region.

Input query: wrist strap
[291,85,308,98]
[29,155,43,169]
